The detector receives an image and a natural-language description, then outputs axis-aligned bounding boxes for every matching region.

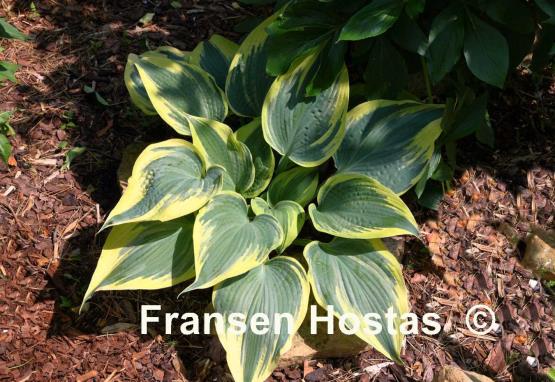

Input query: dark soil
[1,1,554,381]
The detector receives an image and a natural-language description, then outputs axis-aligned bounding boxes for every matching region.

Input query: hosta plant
[83,17,446,382]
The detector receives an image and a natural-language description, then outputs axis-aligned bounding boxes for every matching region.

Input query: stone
[433,366,494,382]
[522,228,555,280]
[382,237,405,261]
[278,305,369,367]
[498,222,520,246]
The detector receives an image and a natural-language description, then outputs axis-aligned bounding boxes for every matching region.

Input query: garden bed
[0,1,554,381]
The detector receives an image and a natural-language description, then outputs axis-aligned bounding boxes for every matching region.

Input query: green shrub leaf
[363,38,408,99]
[266,1,341,76]
[102,139,224,230]
[213,256,309,382]
[309,173,418,239]
[190,118,255,195]
[226,14,278,117]
[476,112,495,148]
[265,1,350,93]
[0,18,27,40]
[0,60,19,83]
[534,0,555,25]
[405,0,425,18]
[251,197,305,254]
[443,93,488,142]
[463,14,509,88]
[262,52,349,167]
[236,119,275,198]
[267,166,319,208]
[304,238,409,362]
[191,34,238,89]
[484,0,534,34]
[416,179,444,210]
[425,5,464,84]
[135,54,227,135]
[185,192,283,291]
[83,216,196,309]
[339,0,403,41]
[334,100,443,194]
[0,133,11,163]
[389,11,427,56]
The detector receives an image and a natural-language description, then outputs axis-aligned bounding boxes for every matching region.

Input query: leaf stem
[276,155,292,174]
[420,56,433,103]
[292,238,311,247]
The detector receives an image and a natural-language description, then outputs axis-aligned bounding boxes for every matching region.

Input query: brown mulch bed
[1,1,554,381]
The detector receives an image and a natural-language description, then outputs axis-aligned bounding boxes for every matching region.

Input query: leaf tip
[79,286,96,314]
[97,219,113,234]
[180,279,204,295]
[307,203,320,225]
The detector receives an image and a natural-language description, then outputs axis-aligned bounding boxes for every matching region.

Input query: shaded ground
[0,1,554,381]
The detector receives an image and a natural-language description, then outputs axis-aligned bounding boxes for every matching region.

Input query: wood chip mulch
[1,1,554,381]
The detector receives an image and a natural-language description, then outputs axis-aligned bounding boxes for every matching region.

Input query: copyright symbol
[465,304,496,335]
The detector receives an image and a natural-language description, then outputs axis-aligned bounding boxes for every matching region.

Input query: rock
[528,279,540,290]
[278,305,369,367]
[498,222,520,246]
[382,237,405,260]
[526,356,538,367]
[203,302,368,368]
[521,228,555,280]
[304,368,327,381]
[433,366,494,382]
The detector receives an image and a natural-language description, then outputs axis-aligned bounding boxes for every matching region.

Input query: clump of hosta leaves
[83,19,446,382]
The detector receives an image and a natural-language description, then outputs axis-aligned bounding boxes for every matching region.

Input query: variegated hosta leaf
[82,216,196,309]
[184,192,283,291]
[267,166,319,208]
[124,47,192,116]
[102,139,224,230]
[334,100,443,195]
[154,46,192,63]
[213,256,309,382]
[262,51,349,167]
[135,54,227,135]
[124,53,159,116]
[304,238,409,362]
[226,13,278,117]
[190,118,255,195]
[308,173,418,239]
[236,119,275,198]
[251,197,305,254]
[191,34,238,89]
